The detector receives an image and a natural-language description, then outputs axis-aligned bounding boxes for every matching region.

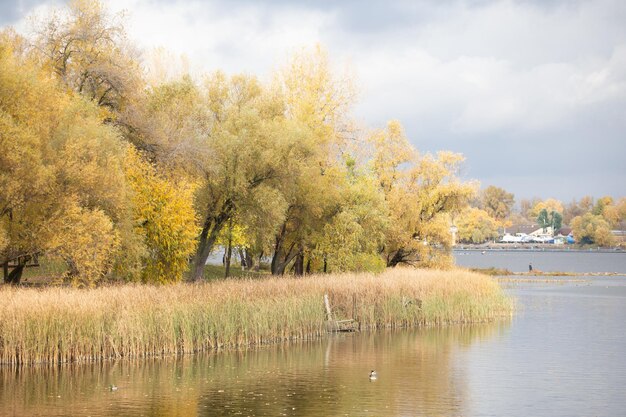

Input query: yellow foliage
[1,36,128,286]
[530,198,564,218]
[371,122,476,268]
[48,200,119,287]
[571,213,615,246]
[456,208,499,244]
[125,148,199,283]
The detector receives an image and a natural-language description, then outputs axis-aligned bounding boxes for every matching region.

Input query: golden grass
[0,268,512,365]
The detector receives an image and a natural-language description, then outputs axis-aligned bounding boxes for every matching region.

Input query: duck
[369,370,377,380]
[109,385,118,392]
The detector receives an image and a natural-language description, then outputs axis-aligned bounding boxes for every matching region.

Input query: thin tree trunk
[305,258,311,274]
[294,251,304,276]
[238,248,247,269]
[271,223,287,274]
[254,252,262,272]
[5,256,30,285]
[224,218,233,278]
[191,203,232,281]
[244,249,253,270]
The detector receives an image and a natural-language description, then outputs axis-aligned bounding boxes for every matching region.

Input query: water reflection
[0,323,508,417]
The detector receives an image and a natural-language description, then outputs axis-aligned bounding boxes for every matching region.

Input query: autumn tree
[32,0,142,124]
[189,73,303,280]
[529,198,564,219]
[563,196,594,224]
[571,214,615,246]
[371,121,476,268]
[0,37,128,285]
[456,208,499,244]
[268,45,358,275]
[480,185,514,230]
[124,149,198,283]
[312,158,388,273]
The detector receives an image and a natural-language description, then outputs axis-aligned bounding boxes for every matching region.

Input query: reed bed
[0,268,512,365]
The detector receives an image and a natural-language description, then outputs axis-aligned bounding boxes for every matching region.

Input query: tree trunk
[305,258,311,274]
[244,249,254,270]
[386,248,415,268]
[238,248,247,269]
[191,203,232,281]
[271,223,286,275]
[272,243,299,275]
[224,238,232,278]
[254,252,262,272]
[4,256,30,285]
[294,251,304,276]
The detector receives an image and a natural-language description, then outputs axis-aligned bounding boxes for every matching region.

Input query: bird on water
[369,370,377,380]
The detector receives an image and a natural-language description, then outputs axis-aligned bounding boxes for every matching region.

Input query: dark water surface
[454,249,626,273]
[2,277,625,417]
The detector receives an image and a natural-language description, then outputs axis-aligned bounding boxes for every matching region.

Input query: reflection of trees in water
[0,321,510,416]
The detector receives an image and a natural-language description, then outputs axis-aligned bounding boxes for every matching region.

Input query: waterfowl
[369,370,377,380]
[109,385,118,392]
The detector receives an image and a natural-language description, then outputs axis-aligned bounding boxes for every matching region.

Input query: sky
[1,0,625,202]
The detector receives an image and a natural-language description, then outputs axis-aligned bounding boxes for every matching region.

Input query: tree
[371,121,476,268]
[537,209,562,234]
[571,213,615,246]
[480,186,514,229]
[456,208,499,244]
[550,211,563,234]
[1,37,128,285]
[537,209,550,232]
[268,45,358,275]
[124,148,199,283]
[519,198,541,221]
[530,199,564,219]
[564,196,594,224]
[189,73,302,280]
[32,0,142,123]
[313,161,388,273]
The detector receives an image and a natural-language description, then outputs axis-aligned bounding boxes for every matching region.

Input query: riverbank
[454,244,624,253]
[468,267,623,277]
[0,268,512,365]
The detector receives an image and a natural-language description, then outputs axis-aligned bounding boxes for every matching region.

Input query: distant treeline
[457,188,625,245]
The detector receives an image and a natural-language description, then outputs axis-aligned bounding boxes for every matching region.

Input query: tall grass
[0,268,512,365]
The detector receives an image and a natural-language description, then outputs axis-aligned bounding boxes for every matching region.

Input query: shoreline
[0,269,512,366]
[454,246,625,254]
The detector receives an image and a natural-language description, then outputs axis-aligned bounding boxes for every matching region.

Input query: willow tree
[0,37,128,285]
[480,185,514,230]
[456,208,499,244]
[371,121,476,268]
[188,73,308,280]
[269,45,358,275]
[32,0,142,123]
[313,159,389,273]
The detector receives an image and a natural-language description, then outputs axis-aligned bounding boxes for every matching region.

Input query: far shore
[468,267,625,277]
[454,244,625,253]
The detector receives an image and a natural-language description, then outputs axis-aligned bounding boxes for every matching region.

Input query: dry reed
[0,268,512,365]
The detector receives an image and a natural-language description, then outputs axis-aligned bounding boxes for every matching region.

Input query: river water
[454,249,626,273]
[2,262,625,416]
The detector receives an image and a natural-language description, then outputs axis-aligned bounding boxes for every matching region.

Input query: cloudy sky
[2,0,625,202]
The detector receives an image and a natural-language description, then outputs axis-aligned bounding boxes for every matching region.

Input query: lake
[2,273,625,416]
[454,249,626,273]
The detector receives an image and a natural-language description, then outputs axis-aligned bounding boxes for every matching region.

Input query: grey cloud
[2,0,625,200]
